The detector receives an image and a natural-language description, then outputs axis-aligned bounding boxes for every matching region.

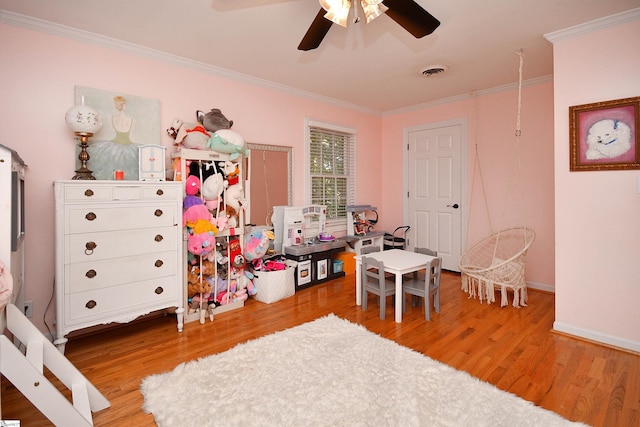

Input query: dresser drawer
[63,184,113,201]
[65,276,179,326]
[65,204,178,234]
[142,184,182,200]
[65,226,179,263]
[66,251,178,293]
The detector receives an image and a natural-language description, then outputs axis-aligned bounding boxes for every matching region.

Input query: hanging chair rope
[459,49,535,308]
[466,91,494,244]
[493,49,527,258]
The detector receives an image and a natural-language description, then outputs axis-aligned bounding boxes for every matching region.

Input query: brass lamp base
[72,132,96,180]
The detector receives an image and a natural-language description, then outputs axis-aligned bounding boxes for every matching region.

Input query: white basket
[251,260,296,304]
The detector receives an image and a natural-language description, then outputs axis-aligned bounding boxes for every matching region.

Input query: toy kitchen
[344,205,385,254]
[272,205,345,290]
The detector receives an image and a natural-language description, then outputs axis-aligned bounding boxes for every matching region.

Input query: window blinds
[308,126,356,220]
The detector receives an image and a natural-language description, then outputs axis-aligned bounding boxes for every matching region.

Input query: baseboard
[526,281,555,293]
[553,321,640,353]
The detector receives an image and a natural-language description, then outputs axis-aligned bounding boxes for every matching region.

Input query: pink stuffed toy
[244,229,274,261]
[183,204,212,229]
[183,175,203,211]
[187,230,216,256]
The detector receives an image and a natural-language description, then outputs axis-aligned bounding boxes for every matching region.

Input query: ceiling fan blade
[298,8,333,51]
[384,0,440,38]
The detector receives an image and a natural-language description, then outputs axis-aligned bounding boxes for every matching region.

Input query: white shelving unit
[172,149,246,324]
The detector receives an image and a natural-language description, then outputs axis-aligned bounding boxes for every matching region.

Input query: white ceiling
[1,0,638,112]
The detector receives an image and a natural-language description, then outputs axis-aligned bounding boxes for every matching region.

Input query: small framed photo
[569,96,640,171]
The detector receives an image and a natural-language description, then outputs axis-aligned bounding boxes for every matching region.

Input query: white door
[403,119,466,272]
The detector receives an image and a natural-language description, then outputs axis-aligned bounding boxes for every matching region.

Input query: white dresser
[53,180,184,352]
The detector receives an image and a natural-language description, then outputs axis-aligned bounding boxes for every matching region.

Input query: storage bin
[333,260,343,274]
[335,252,355,274]
[251,260,296,304]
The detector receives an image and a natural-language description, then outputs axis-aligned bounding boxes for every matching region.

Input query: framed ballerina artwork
[569,96,640,171]
[74,86,161,180]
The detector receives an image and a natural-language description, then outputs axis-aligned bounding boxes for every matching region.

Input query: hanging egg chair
[459,50,535,308]
[459,226,534,307]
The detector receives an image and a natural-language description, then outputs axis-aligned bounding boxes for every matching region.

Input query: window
[305,120,356,231]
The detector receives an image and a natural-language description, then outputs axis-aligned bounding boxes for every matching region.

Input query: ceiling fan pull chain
[353,1,361,23]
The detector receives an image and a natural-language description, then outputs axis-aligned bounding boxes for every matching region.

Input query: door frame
[402,118,469,270]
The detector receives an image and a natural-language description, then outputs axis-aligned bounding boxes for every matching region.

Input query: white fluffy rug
[141,314,586,427]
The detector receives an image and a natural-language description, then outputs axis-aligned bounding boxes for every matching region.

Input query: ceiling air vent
[420,65,448,77]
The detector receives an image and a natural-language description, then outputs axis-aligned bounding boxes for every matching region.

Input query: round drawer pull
[154,209,163,217]
[85,269,97,279]
[154,234,164,242]
[155,260,164,268]
[85,212,97,221]
[84,189,94,197]
[156,189,164,196]
[155,286,164,295]
[85,241,97,255]
[86,300,97,309]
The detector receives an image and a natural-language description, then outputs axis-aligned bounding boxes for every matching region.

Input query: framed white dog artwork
[569,96,640,171]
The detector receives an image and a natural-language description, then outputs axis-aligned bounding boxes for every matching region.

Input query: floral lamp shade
[65,101,103,180]
[64,104,102,134]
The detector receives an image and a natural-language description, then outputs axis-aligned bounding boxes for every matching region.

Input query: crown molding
[0,10,380,116]
[544,7,640,43]
[383,75,552,117]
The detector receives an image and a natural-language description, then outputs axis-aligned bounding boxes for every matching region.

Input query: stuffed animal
[224,183,245,213]
[244,229,275,261]
[214,238,229,266]
[198,108,234,133]
[207,129,248,160]
[244,270,257,296]
[174,122,211,150]
[200,259,216,277]
[228,238,245,270]
[166,118,183,139]
[224,205,238,229]
[221,161,240,186]
[183,175,203,211]
[187,267,213,298]
[187,230,216,256]
[190,218,218,235]
[201,172,226,211]
[183,204,213,229]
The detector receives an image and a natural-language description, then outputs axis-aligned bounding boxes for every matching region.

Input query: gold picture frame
[569,96,640,171]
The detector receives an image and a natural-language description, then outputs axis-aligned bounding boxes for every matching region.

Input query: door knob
[447,203,459,209]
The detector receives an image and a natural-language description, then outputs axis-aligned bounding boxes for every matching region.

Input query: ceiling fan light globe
[322,0,351,27]
[319,0,333,11]
[362,2,387,23]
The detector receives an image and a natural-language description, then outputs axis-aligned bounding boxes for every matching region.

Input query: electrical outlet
[24,300,33,318]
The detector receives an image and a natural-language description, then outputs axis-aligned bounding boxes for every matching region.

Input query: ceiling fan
[299,0,440,51]
[211,0,440,51]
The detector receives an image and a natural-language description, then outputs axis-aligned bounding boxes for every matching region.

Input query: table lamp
[65,99,102,180]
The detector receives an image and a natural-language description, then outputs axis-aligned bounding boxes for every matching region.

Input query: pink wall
[0,23,381,333]
[549,14,640,351]
[0,18,559,337]
[382,82,556,288]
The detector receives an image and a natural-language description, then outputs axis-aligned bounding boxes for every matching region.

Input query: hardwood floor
[2,271,639,426]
